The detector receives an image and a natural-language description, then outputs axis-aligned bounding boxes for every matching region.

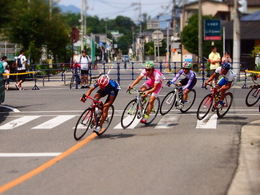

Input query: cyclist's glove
[80,94,86,103]
[167,81,174,86]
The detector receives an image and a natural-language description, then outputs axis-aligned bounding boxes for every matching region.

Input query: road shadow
[97,133,135,139]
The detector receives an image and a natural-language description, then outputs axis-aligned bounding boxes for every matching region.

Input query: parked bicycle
[121,88,160,129]
[160,83,196,115]
[197,84,233,120]
[245,76,260,107]
[70,66,81,89]
[74,94,114,140]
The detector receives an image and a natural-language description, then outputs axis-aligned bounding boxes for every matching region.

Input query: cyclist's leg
[99,93,117,127]
[145,83,162,116]
[183,78,197,102]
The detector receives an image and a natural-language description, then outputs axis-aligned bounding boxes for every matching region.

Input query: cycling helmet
[143,61,154,69]
[183,62,192,69]
[222,62,231,71]
[98,74,110,87]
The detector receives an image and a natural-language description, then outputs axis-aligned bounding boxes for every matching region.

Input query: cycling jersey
[94,79,120,96]
[140,69,165,84]
[171,69,197,90]
[215,67,237,82]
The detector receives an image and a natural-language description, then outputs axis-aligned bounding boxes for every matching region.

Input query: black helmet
[222,62,231,71]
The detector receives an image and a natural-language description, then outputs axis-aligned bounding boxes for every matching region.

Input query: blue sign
[204,20,221,40]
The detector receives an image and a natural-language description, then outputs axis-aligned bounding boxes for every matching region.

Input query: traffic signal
[238,0,247,13]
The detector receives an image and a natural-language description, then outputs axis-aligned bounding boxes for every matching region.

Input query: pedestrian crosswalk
[0,113,221,131]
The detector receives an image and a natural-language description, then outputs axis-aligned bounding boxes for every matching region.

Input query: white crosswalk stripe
[114,115,141,129]
[155,115,180,129]
[32,115,76,129]
[0,116,41,130]
[196,114,218,129]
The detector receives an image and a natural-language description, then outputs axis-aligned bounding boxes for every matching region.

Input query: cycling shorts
[143,79,162,97]
[217,77,235,86]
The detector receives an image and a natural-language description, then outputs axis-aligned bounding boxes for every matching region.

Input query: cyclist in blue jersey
[167,62,197,109]
[82,74,120,133]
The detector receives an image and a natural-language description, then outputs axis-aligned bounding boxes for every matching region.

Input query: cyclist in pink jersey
[128,61,165,123]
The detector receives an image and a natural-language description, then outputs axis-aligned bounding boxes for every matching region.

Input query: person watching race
[167,62,197,109]
[204,62,237,107]
[128,61,165,124]
[81,74,120,134]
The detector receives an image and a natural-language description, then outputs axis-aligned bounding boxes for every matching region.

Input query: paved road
[0,75,259,194]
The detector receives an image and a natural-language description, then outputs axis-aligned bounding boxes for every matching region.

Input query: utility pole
[49,0,52,19]
[198,0,203,63]
[81,0,87,51]
[233,0,241,79]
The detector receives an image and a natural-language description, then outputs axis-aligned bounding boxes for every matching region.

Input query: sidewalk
[228,119,260,195]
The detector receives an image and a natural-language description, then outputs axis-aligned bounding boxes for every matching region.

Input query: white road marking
[0,116,41,130]
[32,115,75,129]
[0,153,61,157]
[114,115,141,129]
[196,114,218,129]
[155,115,180,129]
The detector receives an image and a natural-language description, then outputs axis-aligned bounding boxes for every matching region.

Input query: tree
[182,13,222,59]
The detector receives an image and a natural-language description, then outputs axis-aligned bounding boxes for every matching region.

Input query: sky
[57,0,179,20]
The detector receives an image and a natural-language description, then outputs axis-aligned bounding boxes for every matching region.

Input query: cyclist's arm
[205,73,217,85]
[129,75,144,88]
[171,70,182,83]
[86,86,95,96]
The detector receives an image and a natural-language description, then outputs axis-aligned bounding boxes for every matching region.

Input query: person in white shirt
[77,49,91,88]
[204,62,237,107]
[15,50,27,90]
[1,56,10,90]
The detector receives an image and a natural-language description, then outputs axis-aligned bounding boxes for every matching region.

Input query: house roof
[224,0,260,6]
[241,11,260,21]
[223,21,260,39]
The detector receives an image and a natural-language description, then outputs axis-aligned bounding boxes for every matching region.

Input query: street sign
[152,30,164,41]
[204,20,221,40]
[147,20,159,29]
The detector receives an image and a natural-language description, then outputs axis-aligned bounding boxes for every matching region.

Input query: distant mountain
[58,4,80,13]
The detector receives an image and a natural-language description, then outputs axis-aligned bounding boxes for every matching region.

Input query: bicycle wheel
[197,94,213,120]
[160,91,176,115]
[121,99,138,129]
[217,92,233,118]
[98,105,115,135]
[70,74,75,89]
[144,97,160,124]
[245,86,260,107]
[180,89,196,113]
[74,108,93,141]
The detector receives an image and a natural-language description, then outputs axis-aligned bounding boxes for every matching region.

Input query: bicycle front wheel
[245,86,260,107]
[98,105,115,135]
[160,91,176,115]
[70,75,75,89]
[180,89,196,113]
[197,94,213,120]
[144,97,160,124]
[217,92,233,118]
[74,108,92,141]
[121,99,138,129]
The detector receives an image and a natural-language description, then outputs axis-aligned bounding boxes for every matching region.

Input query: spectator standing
[15,50,27,90]
[77,49,91,88]
[1,56,10,90]
[222,51,232,64]
[208,46,221,84]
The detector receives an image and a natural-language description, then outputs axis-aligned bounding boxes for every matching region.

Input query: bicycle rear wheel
[197,94,213,120]
[74,108,92,141]
[160,91,176,115]
[144,97,160,124]
[180,89,196,113]
[98,105,115,135]
[121,99,138,129]
[217,92,233,118]
[245,86,260,107]
[70,75,75,89]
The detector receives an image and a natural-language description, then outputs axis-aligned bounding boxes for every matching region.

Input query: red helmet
[98,74,110,87]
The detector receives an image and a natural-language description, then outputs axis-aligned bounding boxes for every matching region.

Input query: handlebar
[81,94,102,104]
[126,88,145,95]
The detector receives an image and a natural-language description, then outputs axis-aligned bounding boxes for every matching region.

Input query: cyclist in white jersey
[128,61,165,123]
[204,62,237,107]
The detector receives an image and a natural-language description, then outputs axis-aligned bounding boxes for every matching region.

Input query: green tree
[182,13,222,59]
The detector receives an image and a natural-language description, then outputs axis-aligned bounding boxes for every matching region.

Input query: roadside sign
[204,20,221,40]
[152,30,164,41]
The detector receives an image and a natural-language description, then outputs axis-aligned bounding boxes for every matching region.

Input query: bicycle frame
[128,89,149,118]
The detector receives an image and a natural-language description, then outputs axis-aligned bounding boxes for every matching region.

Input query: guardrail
[14,61,257,89]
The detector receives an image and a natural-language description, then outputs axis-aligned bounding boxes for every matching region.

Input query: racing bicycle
[197,84,233,120]
[160,83,196,115]
[74,94,114,140]
[245,76,260,107]
[121,88,160,129]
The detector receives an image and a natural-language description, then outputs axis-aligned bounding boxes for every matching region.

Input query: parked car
[0,74,5,104]
[122,55,130,63]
